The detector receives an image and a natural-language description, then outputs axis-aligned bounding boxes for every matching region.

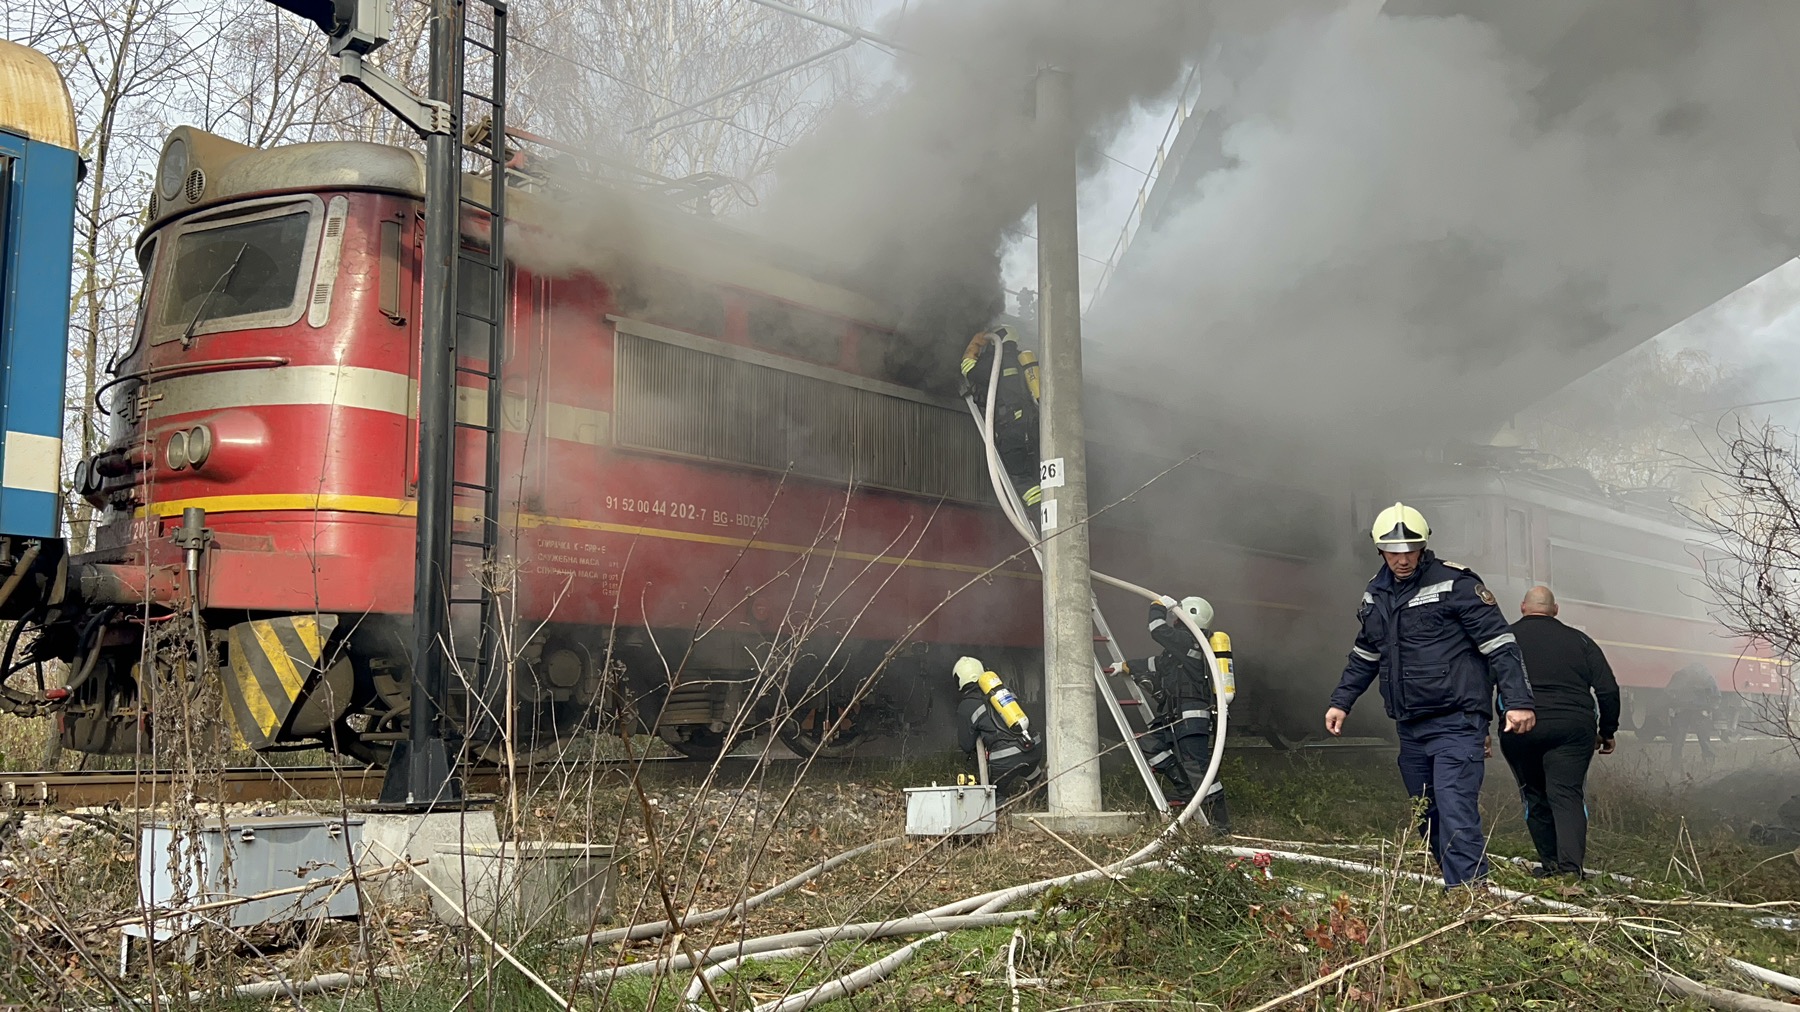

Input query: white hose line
[1729,959,1800,996]
[577,911,1033,985]
[682,945,819,1008]
[557,836,902,949]
[748,932,947,1012]
[967,352,1229,824]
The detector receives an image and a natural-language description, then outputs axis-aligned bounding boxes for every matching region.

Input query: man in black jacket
[1502,586,1621,879]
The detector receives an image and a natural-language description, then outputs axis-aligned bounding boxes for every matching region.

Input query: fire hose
[966,348,1228,823]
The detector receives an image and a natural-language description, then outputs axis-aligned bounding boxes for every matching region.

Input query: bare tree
[1685,419,1800,757]
[507,0,869,210]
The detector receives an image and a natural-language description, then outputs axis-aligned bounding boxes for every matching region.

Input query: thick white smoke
[1088,2,1800,444]
[753,0,1318,340]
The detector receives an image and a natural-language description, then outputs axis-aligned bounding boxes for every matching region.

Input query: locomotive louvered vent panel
[616,333,986,503]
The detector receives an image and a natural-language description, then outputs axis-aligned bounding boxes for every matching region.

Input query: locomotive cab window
[149,195,323,344]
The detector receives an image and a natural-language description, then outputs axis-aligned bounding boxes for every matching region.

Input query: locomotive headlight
[184,425,213,468]
[72,460,91,494]
[157,136,188,201]
[165,429,190,471]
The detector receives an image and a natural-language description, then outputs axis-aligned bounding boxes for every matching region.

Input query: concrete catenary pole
[1034,65,1101,816]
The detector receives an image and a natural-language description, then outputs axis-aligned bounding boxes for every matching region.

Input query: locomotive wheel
[777,704,869,759]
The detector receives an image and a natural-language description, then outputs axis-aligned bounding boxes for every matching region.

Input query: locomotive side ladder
[444,0,510,739]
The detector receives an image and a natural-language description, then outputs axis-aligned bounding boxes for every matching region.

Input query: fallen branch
[88,860,426,931]
[1240,908,1491,1012]
[1380,979,1533,1012]
[579,911,1034,984]
[1027,816,1135,890]
[1622,896,1800,911]
[399,857,574,1011]
[558,836,901,949]
[1658,971,1800,1012]
[749,931,946,1012]
[1007,924,1026,1012]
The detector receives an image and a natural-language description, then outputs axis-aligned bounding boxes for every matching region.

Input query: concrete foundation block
[1011,811,1146,836]
[429,842,618,933]
[355,809,501,901]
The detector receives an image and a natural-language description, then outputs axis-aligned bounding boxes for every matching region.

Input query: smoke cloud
[753,0,1320,341]
[745,1,1799,462]
[1087,1,1800,445]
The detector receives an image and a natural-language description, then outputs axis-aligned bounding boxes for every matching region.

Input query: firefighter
[960,326,1042,524]
[953,656,1043,805]
[1325,502,1537,888]
[1106,596,1232,831]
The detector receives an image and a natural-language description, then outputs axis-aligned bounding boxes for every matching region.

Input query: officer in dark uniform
[1109,596,1232,831]
[1504,585,1619,879]
[1325,503,1536,887]
[953,656,1043,805]
[960,326,1042,523]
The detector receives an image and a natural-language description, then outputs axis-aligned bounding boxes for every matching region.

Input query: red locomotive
[21,125,1784,763]
[51,125,1041,762]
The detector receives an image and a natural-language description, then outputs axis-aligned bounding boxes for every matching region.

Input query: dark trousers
[1670,708,1716,766]
[990,755,1043,806]
[1396,712,1489,886]
[1141,718,1231,831]
[1500,718,1595,874]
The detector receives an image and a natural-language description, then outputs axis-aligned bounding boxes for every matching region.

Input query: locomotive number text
[603,494,768,532]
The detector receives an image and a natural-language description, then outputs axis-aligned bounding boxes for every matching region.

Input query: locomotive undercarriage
[23,590,965,764]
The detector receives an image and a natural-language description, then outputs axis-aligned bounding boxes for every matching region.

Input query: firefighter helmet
[1178,596,1214,629]
[1371,502,1430,553]
[953,655,984,689]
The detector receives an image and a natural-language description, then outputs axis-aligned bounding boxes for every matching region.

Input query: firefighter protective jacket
[1126,602,1216,723]
[957,689,1035,763]
[1330,552,1535,723]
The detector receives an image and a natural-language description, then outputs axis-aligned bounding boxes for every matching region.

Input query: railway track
[0,738,1398,810]
[0,755,745,809]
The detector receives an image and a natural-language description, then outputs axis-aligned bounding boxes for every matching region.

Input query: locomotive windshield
[151,198,320,344]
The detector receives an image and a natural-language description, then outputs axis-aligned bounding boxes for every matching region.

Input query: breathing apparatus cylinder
[1017,349,1042,403]
[1208,631,1237,703]
[977,670,1031,740]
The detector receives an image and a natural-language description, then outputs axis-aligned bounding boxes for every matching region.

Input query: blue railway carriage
[0,40,77,560]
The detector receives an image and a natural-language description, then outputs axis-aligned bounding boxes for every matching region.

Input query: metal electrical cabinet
[136,815,365,926]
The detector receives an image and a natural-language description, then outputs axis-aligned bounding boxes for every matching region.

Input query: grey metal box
[137,815,364,928]
[904,785,997,836]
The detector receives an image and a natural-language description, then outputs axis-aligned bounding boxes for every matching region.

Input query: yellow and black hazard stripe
[222,615,339,748]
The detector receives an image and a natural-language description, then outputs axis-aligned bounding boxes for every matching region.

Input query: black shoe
[1529,865,1555,879]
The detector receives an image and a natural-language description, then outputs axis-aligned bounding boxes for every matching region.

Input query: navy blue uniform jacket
[1330,553,1534,722]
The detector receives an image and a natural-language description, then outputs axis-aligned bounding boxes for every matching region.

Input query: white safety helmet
[1178,596,1214,629]
[953,655,985,690]
[1371,502,1430,554]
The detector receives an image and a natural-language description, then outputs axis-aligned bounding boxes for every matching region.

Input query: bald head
[1521,585,1558,617]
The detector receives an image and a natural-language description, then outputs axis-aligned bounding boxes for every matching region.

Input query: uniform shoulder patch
[1440,560,1467,571]
[1474,584,1496,606]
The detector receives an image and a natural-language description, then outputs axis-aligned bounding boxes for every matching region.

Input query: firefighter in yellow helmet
[1326,502,1536,887]
[960,326,1042,524]
[953,656,1043,804]
[1106,596,1231,830]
